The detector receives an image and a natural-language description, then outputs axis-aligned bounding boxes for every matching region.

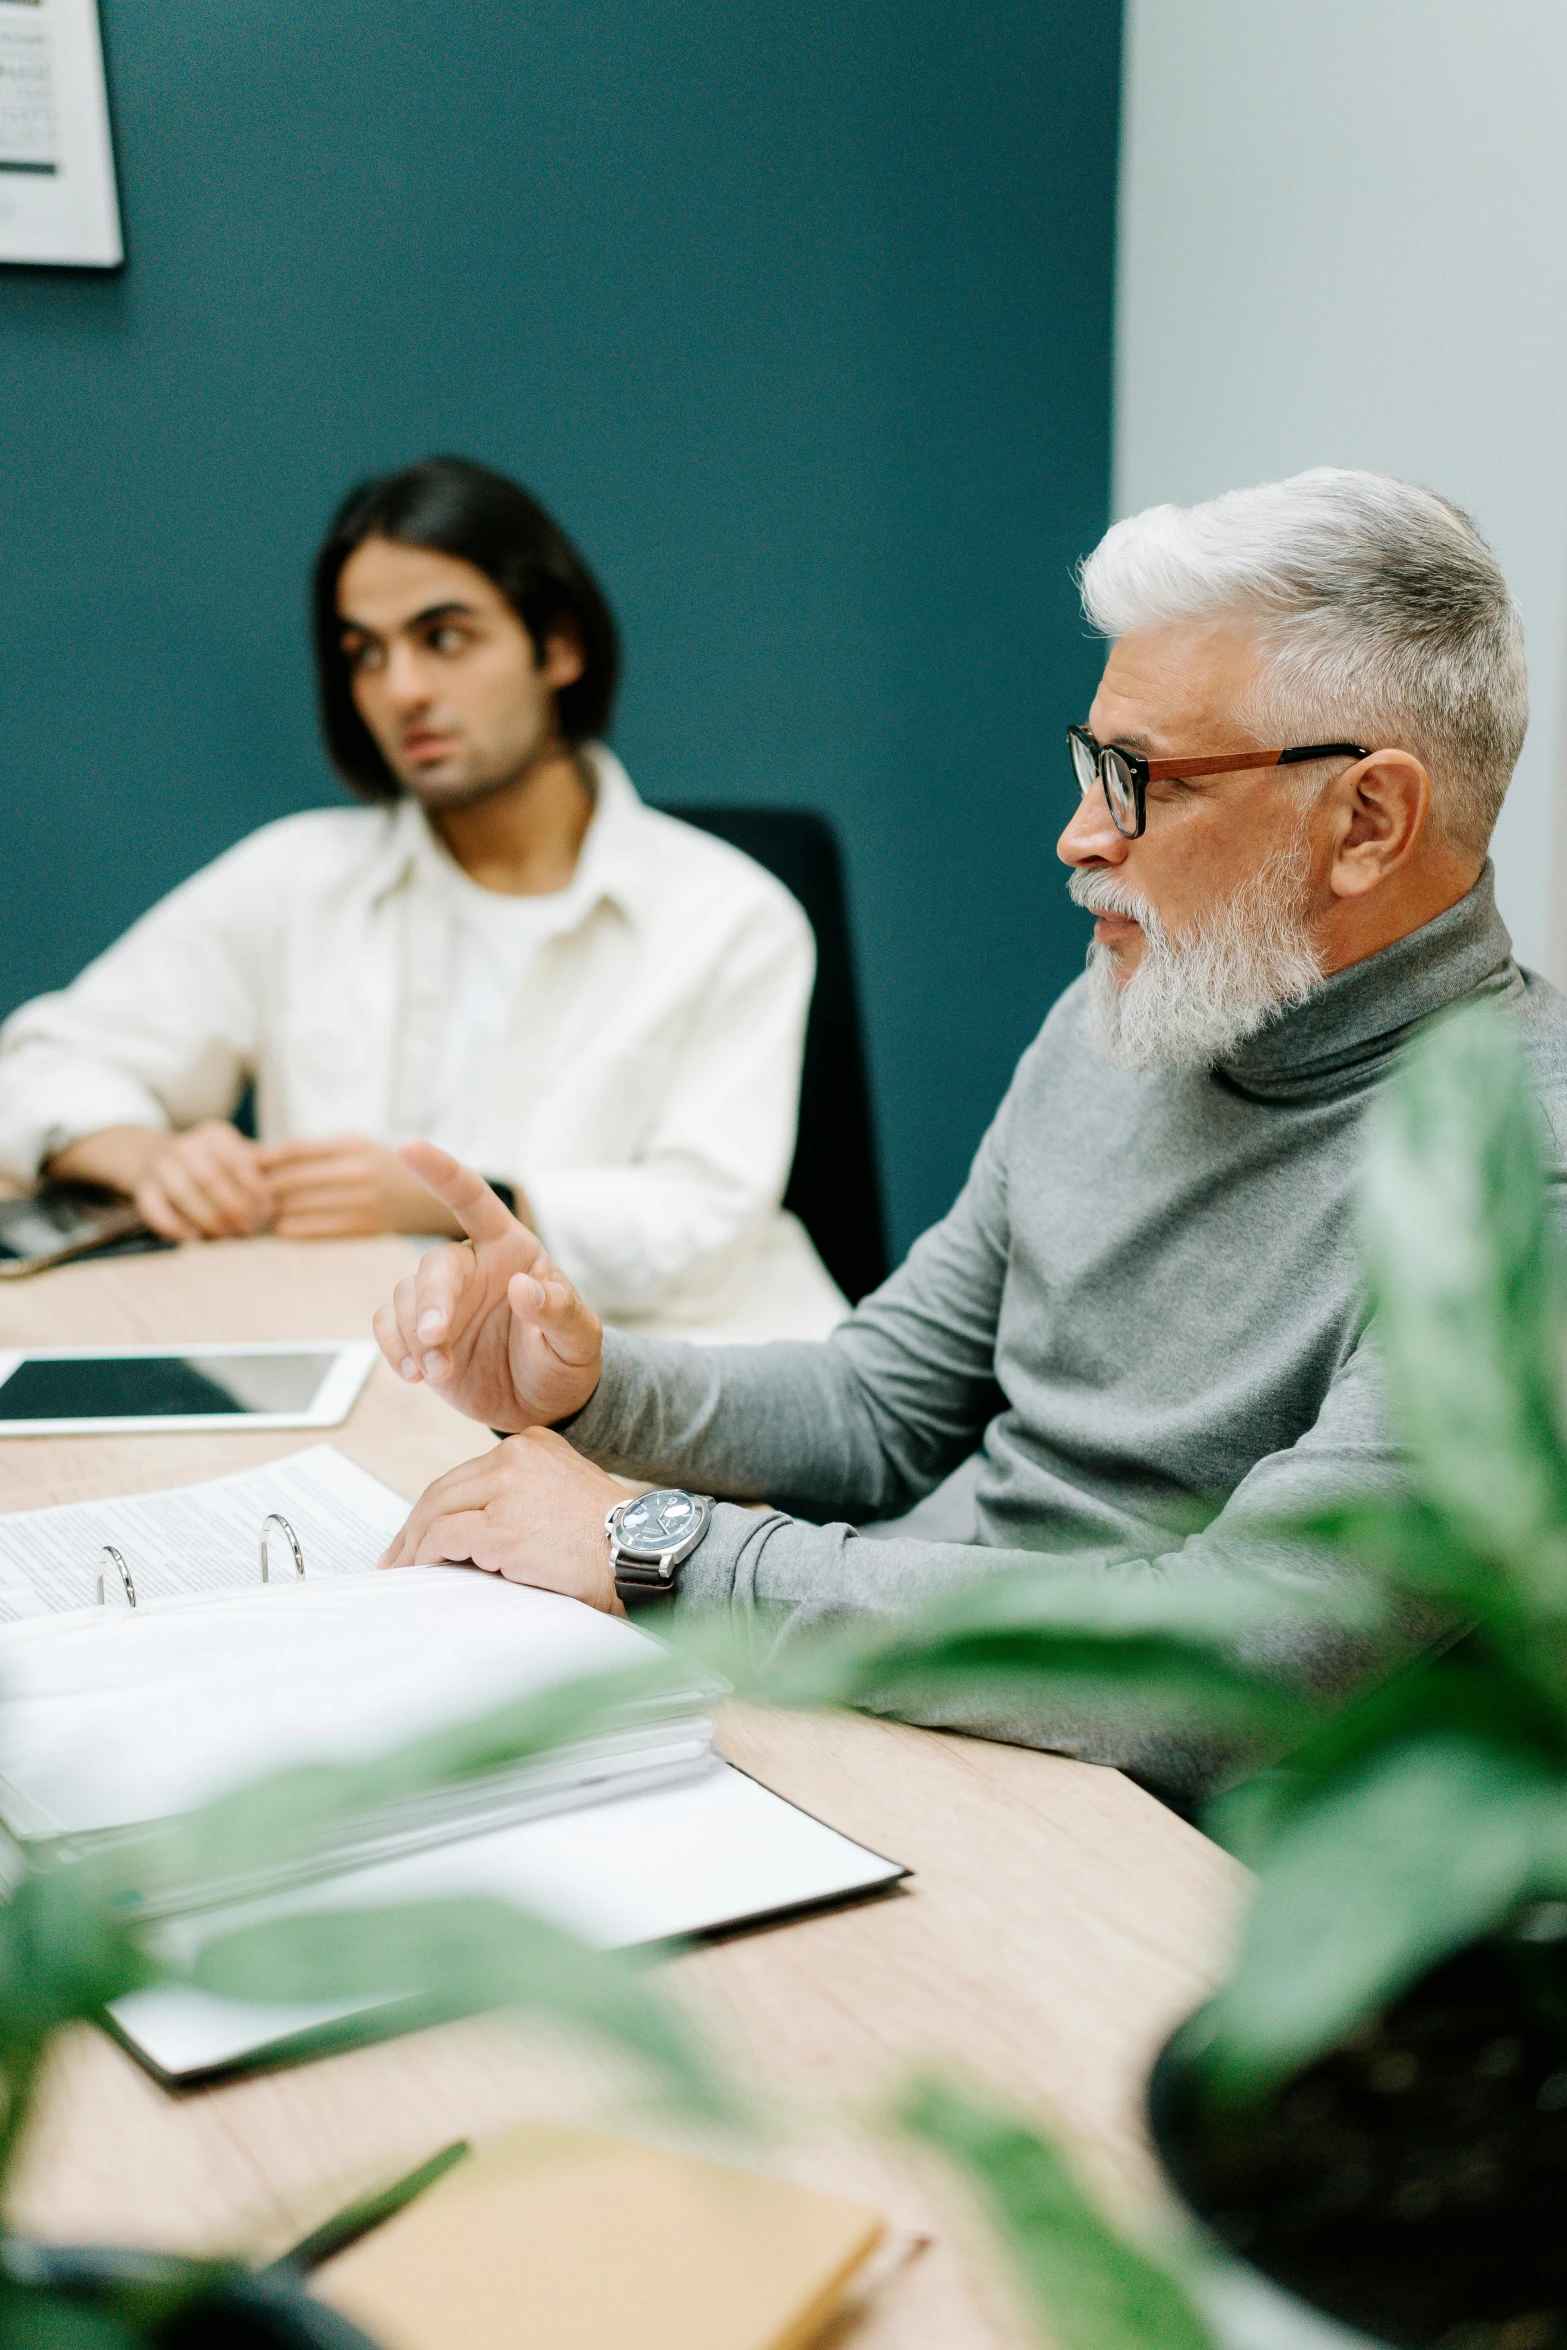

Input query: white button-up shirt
[0,751,848,1341]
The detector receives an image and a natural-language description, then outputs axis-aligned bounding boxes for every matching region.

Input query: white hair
[1078,469,1528,856]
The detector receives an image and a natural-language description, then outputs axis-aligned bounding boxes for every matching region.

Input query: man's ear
[1324,749,1431,901]
[538,620,586,693]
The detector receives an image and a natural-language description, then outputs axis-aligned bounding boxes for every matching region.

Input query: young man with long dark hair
[0,458,843,1338]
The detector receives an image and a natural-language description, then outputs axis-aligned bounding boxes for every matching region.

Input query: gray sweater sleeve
[567,1093,1014,1521]
[570,1321,1418,1801]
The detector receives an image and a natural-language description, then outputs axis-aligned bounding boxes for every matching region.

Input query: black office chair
[660,806,889,1305]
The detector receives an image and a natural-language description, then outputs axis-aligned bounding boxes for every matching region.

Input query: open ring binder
[96,1544,136,1610]
[96,1513,306,1609]
[260,1512,306,1584]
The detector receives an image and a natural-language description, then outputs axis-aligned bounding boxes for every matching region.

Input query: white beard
[1069,835,1325,1074]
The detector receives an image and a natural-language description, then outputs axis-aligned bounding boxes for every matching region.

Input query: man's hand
[371,1141,602,1431]
[52,1121,275,1242]
[258,1135,465,1239]
[378,1429,625,1613]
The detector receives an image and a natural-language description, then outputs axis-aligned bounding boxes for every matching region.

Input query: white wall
[1115,0,1567,976]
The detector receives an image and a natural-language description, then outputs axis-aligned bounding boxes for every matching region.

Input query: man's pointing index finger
[397,1141,518,1246]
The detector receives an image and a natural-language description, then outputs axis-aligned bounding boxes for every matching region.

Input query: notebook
[0,1447,907,2082]
[312,2123,887,2350]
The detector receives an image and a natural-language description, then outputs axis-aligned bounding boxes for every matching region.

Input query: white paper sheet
[110,1760,908,2081]
[0,0,121,266]
[0,1565,706,1838]
[0,2,55,171]
[0,1444,407,1620]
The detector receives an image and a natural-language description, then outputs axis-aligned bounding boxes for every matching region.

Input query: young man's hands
[371,1141,603,1432]
[378,1428,626,1611]
[256,1137,465,1239]
[50,1121,275,1241]
[50,1125,485,1242]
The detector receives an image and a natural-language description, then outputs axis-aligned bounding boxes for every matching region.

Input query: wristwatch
[606,1488,714,1604]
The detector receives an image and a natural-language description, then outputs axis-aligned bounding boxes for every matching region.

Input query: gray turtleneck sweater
[565,868,1567,1794]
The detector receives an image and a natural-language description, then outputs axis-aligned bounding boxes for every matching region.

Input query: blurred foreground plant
[1195,998,1567,2098]
[0,1653,723,2342]
[895,2075,1216,2350]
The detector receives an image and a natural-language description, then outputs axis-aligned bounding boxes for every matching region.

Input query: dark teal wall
[1,0,1120,1255]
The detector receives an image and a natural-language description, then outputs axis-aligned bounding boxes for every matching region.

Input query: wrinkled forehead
[1087,617,1271,754]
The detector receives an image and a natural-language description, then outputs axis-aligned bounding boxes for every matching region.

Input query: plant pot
[0,2241,381,2348]
[1148,1941,1567,2350]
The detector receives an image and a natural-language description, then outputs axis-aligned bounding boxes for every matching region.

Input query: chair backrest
[659,806,889,1305]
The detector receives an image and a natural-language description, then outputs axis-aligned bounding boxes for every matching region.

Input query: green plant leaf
[1279,1498,1510,1618]
[109,1657,699,1911]
[1360,1000,1567,1630]
[894,2073,1215,2350]
[0,1868,165,2181]
[0,1869,158,2039]
[1200,1722,1567,2103]
[0,2293,144,2350]
[724,1567,1380,1741]
[0,2246,251,2345]
[1203,1645,1567,1862]
[188,1895,727,2117]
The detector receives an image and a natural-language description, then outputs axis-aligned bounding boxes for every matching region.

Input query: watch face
[618,1489,700,1552]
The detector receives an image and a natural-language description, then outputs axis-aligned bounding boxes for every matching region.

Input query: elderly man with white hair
[368,469,1567,1797]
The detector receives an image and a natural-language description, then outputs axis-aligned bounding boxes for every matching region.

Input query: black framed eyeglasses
[1066,725,1370,841]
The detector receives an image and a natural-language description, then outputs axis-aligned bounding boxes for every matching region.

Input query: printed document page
[0,3,56,175]
[0,1445,409,1618]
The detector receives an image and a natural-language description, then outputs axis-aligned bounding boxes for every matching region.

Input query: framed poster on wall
[0,0,120,266]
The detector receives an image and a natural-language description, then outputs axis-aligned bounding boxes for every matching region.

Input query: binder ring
[96,1545,137,1610]
[260,1513,306,1582]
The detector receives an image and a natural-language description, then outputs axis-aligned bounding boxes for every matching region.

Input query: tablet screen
[0,1352,334,1422]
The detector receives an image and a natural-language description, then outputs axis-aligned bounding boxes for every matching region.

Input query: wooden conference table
[0,1236,1244,2348]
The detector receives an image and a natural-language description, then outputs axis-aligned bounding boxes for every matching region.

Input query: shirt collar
[566,745,649,924]
[363,744,648,930]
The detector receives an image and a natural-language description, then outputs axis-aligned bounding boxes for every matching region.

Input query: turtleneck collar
[1215,860,1521,1106]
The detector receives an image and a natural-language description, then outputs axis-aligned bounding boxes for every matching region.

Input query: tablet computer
[0,1341,379,1435]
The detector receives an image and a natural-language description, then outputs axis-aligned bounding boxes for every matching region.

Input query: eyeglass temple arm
[1141,743,1368,782]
